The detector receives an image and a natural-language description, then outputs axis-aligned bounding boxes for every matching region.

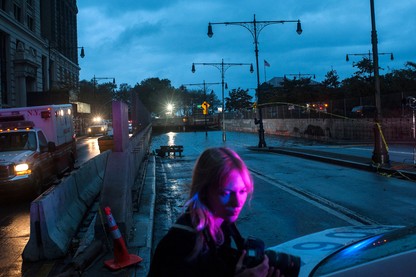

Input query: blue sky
[77,0,415,98]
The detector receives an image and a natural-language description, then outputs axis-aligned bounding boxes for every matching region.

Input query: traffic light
[253,102,257,109]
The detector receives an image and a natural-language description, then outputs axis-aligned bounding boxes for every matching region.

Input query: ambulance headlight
[15,163,31,176]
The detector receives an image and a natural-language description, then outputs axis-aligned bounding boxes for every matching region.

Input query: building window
[42,55,47,92]
[1,32,8,105]
[27,15,34,31]
[13,3,22,22]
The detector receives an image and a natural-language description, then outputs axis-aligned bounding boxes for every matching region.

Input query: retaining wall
[226,117,414,143]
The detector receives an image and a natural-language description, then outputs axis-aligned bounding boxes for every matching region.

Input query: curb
[131,154,156,276]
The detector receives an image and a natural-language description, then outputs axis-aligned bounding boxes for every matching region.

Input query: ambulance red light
[41,110,51,119]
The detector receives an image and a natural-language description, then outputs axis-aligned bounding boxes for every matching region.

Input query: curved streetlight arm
[208,18,302,40]
[48,42,86,59]
[284,73,316,79]
[192,61,253,74]
[182,81,221,88]
[94,76,116,84]
[379,52,394,60]
[346,51,393,62]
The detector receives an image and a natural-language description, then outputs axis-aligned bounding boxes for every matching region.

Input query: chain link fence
[224,91,416,142]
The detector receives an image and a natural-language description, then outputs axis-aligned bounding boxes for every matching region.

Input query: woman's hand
[235,251,282,277]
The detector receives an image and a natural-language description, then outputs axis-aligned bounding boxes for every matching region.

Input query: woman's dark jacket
[148,212,245,277]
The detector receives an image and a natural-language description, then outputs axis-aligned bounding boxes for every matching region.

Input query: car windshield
[311,226,416,276]
[0,131,37,151]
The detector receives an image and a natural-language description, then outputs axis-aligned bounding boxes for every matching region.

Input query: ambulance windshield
[0,131,37,151]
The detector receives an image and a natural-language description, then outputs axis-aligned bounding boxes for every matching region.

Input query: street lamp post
[344,1,394,165]
[207,14,302,148]
[369,0,389,165]
[192,59,253,142]
[183,81,221,136]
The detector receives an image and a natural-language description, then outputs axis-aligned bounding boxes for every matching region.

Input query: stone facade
[0,0,80,108]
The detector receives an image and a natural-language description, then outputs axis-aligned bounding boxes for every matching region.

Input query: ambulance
[0,104,77,196]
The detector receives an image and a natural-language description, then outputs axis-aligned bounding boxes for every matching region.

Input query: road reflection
[0,192,31,277]
[167,132,177,146]
[75,136,101,167]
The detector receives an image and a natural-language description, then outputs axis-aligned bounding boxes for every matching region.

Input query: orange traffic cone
[103,206,143,270]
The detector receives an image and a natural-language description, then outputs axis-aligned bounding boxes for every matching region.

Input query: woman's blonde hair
[184,147,253,259]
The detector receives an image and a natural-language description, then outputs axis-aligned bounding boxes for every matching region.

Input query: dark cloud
[77,0,415,94]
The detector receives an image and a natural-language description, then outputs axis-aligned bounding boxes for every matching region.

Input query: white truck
[0,104,77,196]
[87,116,109,136]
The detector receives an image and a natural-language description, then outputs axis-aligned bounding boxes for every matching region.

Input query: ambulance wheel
[31,172,43,197]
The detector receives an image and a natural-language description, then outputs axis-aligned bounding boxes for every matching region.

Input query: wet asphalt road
[150,130,416,253]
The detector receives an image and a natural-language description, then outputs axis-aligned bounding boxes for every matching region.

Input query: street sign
[201,101,210,115]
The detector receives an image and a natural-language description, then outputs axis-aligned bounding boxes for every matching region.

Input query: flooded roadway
[150,130,416,252]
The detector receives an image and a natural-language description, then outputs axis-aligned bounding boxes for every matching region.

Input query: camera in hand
[243,237,301,277]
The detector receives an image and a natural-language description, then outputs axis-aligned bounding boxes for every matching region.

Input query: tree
[113,83,132,105]
[78,79,115,118]
[258,83,279,105]
[78,80,95,105]
[178,88,220,116]
[206,90,220,113]
[225,88,253,111]
[352,57,373,78]
[322,69,340,89]
[133,78,176,116]
[177,86,203,116]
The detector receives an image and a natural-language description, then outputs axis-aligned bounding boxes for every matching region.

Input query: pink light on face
[208,170,248,223]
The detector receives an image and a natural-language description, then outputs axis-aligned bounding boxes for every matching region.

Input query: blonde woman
[148,147,280,277]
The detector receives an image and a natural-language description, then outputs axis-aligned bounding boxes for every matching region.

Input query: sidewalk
[74,144,416,276]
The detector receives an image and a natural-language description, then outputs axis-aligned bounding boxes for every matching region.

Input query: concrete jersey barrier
[22,151,110,261]
[22,123,151,262]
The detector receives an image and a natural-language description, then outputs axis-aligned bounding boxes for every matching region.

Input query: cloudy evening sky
[77,0,415,98]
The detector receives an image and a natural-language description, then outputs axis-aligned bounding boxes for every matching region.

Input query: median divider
[75,151,110,207]
[22,199,42,261]
[99,151,133,240]
[22,151,110,261]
